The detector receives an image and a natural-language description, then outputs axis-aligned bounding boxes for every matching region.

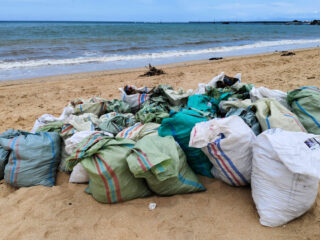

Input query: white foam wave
[1,39,320,70]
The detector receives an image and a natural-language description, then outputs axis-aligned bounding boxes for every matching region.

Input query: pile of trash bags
[1,72,320,228]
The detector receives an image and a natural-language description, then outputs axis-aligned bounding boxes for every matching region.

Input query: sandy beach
[0,48,320,240]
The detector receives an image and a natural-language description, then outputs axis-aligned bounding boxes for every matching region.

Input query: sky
[0,0,319,22]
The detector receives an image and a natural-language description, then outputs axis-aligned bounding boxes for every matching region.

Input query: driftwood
[140,64,165,77]
[281,51,296,57]
[209,57,223,61]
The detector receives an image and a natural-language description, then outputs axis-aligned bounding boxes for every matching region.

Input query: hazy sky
[0,0,319,21]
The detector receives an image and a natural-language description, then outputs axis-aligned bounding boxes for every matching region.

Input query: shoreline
[1,46,319,87]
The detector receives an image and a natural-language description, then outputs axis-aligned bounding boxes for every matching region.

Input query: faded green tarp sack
[98,112,136,135]
[70,97,108,116]
[287,87,320,134]
[66,133,151,203]
[158,110,213,178]
[226,107,261,135]
[116,122,160,141]
[127,135,205,195]
[37,113,99,138]
[135,102,170,124]
[219,99,253,114]
[105,99,131,113]
[254,98,306,133]
[0,130,61,187]
[152,85,192,107]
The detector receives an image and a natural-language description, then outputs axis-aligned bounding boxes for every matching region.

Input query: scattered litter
[149,202,157,210]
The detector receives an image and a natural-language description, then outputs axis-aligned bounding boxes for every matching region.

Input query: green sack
[287,87,320,134]
[127,135,205,195]
[105,99,131,113]
[0,130,61,187]
[37,120,65,133]
[98,112,136,135]
[70,97,108,116]
[158,110,213,178]
[116,122,160,141]
[219,99,253,114]
[254,98,306,132]
[135,102,170,124]
[66,133,151,203]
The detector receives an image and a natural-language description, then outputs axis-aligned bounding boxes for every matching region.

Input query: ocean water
[1,21,320,80]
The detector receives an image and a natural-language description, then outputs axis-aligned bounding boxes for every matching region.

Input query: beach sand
[0,48,320,240]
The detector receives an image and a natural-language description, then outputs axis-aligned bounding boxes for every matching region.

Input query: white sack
[252,128,320,227]
[189,116,256,186]
[250,86,289,109]
[119,86,152,111]
[31,106,74,132]
[69,163,89,183]
[66,131,113,184]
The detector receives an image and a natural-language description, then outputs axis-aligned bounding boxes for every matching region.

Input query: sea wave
[1,38,320,70]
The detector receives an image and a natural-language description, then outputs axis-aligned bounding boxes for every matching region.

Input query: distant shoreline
[0,20,316,24]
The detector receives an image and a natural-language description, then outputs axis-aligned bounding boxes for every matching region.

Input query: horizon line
[0,19,316,23]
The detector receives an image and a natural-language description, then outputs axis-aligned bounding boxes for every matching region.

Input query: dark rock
[310,20,320,25]
[209,57,223,61]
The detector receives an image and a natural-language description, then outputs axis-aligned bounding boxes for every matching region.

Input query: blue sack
[0,130,61,187]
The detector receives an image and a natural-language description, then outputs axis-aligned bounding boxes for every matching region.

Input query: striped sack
[66,133,151,204]
[0,130,61,187]
[126,135,205,195]
[287,87,320,134]
[190,116,256,186]
[116,122,160,141]
[254,98,306,133]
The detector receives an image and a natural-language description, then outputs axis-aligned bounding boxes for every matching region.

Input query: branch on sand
[140,64,165,77]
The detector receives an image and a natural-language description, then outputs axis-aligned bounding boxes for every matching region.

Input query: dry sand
[0,48,320,240]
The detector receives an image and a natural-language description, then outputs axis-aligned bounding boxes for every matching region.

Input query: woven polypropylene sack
[0,130,61,187]
[251,128,320,227]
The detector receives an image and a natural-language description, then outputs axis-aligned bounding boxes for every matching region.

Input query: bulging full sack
[158,110,213,178]
[189,116,256,186]
[116,122,160,141]
[66,133,151,203]
[126,135,205,196]
[0,130,61,187]
[65,131,113,183]
[287,86,320,134]
[119,85,152,112]
[252,128,320,227]
[254,98,306,132]
[69,97,109,116]
[250,86,289,109]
